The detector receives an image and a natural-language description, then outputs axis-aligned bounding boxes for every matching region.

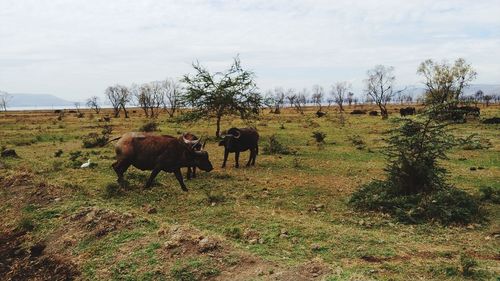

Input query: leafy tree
[417,58,477,104]
[182,57,261,137]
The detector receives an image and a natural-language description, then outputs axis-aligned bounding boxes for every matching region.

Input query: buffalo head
[192,150,213,172]
[218,128,241,149]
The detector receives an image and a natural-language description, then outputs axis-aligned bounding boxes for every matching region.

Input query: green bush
[348,135,366,150]
[82,125,112,148]
[478,186,500,204]
[263,134,294,155]
[312,131,326,143]
[139,120,159,132]
[350,182,481,225]
[350,112,484,225]
[103,183,122,199]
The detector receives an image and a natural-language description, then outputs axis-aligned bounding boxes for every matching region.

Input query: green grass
[0,106,499,280]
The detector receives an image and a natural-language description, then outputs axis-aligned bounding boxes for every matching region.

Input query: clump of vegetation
[350,111,483,225]
[139,120,160,132]
[458,134,491,150]
[348,135,366,150]
[311,131,326,144]
[54,149,63,157]
[224,227,243,240]
[200,182,226,205]
[82,125,112,148]
[263,134,294,155]
[460,253,478,277]
[170,258,220,280]
[52,160,64,171]
[478,186,500,204]
[17,217,35,232]
[103,183,122,199]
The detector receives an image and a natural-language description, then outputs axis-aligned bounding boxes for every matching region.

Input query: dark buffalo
[399,107,416,117]
[219,127,259,168]
[181,132,206,180]
[112,132,213,191]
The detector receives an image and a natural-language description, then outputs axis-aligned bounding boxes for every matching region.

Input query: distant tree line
[96,56,498,126]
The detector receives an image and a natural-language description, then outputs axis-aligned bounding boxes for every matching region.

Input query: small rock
[198,237,218,252]
[211,202,216,206]
[466,224,475,230]
[54,197,61,202]
[311,244,321,251]
[164,240,179,249]
[248,239,258,244]
[312,272,319,277]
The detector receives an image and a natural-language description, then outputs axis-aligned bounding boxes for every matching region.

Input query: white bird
[80,159,91,168]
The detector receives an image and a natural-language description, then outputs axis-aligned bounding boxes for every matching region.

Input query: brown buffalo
[112,132,213,191]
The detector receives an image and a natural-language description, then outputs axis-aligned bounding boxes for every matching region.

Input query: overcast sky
[1,0,499,101]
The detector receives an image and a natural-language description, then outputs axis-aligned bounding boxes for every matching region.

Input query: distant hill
[8,93,75,107]
[463,84,500,95]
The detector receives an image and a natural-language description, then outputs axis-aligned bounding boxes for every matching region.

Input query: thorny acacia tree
[182,57,261,137]
[417,58,477,104]
[365,65,404,119]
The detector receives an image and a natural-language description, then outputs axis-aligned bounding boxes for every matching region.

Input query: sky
[1,0,499,101]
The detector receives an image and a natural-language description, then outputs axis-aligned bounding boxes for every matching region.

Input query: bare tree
[365,65,403,119]
[163,78,183,118]
[294,89,308,114]
[0,91,12,112]
[86,96,101,114]
[347,92,354,107]
[272,87,285,114]
[311,85,324,111]
[74,102,81,113]
[133,82,163,118]
[330,82,350,112]
[105,84,130,118]
[484,95,492,107]
[105,86,121,117]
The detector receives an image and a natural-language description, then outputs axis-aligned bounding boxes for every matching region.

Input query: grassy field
[0,105,499,280]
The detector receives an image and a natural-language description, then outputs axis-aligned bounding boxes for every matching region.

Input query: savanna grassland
[0,105,499,281]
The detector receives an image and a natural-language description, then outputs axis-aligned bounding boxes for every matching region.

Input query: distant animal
[112,132,213,191]
[316,111,326,118]
[219,127,259,168]
[350,110,367,115]
[80,159,91,168]
[482,117,500,124]
[181,132,206,180]
[399,107,416,117]
[369,111,378,116]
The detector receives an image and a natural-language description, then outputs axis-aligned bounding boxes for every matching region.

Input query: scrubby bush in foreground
[263,134,294,155]
[350,110,483,225]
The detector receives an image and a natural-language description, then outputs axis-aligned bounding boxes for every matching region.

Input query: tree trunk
[215,115,222,137]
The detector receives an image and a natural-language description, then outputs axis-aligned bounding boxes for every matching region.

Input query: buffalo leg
[235,151,240,168]
[192,166,197,178]
[222,149,229,168]
[174,168,188,192]
[145,168,161,189]
[112,160,130,186]
[246,150,253,167]
[187,167,193,180]
[252,146,258,165]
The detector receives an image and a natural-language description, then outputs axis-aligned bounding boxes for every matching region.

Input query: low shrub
[103,183,122,199]
[263,135,294,155]
[82,125,112,148]
[312,131,326,143]
[458,134,491,150]
[478,186,500,203]
[139,120,160,132]
[348,135,366,150]
[349,181,482,225]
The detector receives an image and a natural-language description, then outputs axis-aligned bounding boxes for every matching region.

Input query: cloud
[0,0,499,100]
